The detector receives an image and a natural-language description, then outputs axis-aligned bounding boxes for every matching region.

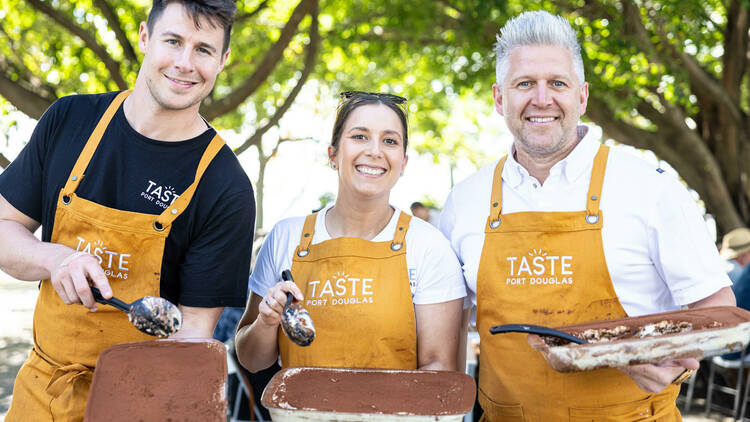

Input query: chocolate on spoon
[280,270,315,346]
[91,286,182,337]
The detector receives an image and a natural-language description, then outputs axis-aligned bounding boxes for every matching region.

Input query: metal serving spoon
[280,270,315,346]
[91,286,182,337]
[490,323,588,344]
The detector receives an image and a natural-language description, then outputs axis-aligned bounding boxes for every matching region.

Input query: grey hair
[494,11,585,87]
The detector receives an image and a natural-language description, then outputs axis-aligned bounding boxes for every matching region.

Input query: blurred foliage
[2,0,749,231]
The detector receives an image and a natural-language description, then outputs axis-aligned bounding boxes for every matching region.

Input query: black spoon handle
[490,323,587,344]
[281,270,294,308]
[90,286,131,313]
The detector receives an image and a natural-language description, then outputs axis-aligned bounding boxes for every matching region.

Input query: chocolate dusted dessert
[84,339,227,422]
[526,306,750,372]
[262,367,476,421]
[542,320,707,346]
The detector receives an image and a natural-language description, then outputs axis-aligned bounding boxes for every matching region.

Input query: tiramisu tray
[524,306,750,372]
[261,367,476,421]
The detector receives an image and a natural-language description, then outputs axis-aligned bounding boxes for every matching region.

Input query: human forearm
[169,305,224,339]
[688,286,736,308]
[235,317,281,373]
[0,216,112,311]
[0,219,71,281]
[455,306,472,373]
[235,293,284,372]
[416,299,463,371]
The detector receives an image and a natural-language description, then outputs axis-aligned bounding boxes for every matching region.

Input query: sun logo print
[529,249,546,258]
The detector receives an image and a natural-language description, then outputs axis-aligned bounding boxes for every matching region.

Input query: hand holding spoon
[90,286,182,337]
[280,270,315,346]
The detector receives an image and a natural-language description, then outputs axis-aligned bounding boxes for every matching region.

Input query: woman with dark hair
[235,91,466,372]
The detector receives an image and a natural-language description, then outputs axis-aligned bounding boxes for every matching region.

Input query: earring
[331,163,337,169]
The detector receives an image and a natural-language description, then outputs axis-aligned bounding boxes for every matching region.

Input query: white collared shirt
[440,125,730,316]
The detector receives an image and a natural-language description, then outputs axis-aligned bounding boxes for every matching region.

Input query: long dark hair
[331,92,409,156]
[147,0,237,53]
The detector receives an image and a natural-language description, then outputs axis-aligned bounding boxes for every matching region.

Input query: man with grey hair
[440,10,734,420]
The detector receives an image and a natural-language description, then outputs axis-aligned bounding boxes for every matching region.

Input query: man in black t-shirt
[0,1,254,420]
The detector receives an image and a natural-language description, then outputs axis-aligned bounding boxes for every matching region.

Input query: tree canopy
[1,0,748,233]
[321,0,750,233]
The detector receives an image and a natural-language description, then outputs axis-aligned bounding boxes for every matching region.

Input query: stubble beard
[145,75,206,111]
[514,122,579,161]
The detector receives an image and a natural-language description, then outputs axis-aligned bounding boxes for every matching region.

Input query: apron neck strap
[295,210,413,256]
[390,211,411,252]
[488,156,508,226]
[296,213,318,257]
[154,134,225,230]
[585,145,610,221]
[62,90,131,197]
[488,144,611,228]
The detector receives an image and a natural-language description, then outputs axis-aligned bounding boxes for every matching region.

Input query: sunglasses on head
[339,91,407,104]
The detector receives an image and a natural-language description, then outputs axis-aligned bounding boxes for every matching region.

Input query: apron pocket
[569,395,657,421]
[478,387,525,421]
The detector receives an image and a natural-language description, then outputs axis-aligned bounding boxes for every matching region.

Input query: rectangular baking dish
[526,306,750,372]
[261,367,476,421]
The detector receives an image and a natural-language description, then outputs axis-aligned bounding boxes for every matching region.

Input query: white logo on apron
[75,236,131,279]
[505,249,574,286]
[305,272,375,306]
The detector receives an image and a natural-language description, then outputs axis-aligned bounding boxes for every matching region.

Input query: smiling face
[137,2,229,112]
[329,104,408,201]
[493,45,588,161]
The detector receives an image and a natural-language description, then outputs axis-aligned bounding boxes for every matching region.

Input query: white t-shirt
[250,205,467,305]
[440,125,730,316]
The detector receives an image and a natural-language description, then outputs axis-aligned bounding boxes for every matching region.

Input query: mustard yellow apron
[278,211,418,369]
[6,90,225,422]
[476,146,680,421]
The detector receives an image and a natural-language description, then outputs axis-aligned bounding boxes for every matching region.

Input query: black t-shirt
[0,91,254,307]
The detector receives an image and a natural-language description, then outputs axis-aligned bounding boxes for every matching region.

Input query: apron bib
[279,211,418,369]
[476,146,680,422]
[7,90,225,422]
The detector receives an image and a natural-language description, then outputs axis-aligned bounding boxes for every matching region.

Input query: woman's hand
[236,281,304,373]
[257,280,305,327]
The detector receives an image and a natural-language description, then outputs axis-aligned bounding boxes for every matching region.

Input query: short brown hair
[147,0,236,53]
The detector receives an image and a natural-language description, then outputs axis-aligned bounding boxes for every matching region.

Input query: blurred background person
[720,228,750,283]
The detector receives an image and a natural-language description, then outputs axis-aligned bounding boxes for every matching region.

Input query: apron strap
[488,156,507,229]
[32,346,93,399]
[45,363,92,398]
[154,134,225,231]
[584,145,610,224]
[295,210,411,255]
[488,146,610,227]
[296,213,317,257]
[61,90,131,198]
[390,212,411,252]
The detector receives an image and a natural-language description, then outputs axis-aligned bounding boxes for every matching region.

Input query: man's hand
[618,358,699,393]
[50,251,112,311]
[0,193,112,311]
